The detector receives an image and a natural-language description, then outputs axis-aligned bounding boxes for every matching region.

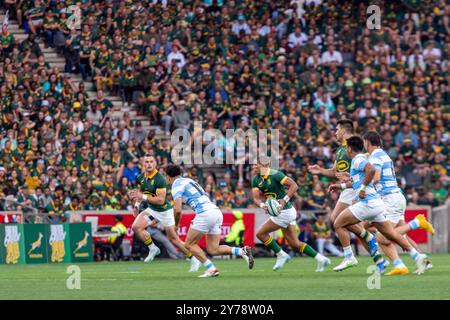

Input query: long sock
[299,243,318,258]
[203,259,215,271]
[343,246,354,259]
[408,218,420,230]
[263,235,282,254]
[360,230,374,242]
[409,248,419,260]
[372,251,384,264]
[231,247,244,257]
[144,238,157,250]
[393,258,406,269]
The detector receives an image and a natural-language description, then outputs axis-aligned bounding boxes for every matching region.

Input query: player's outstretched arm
[308,162,336,178]
[327,181,351,193]
[335,171,351,182]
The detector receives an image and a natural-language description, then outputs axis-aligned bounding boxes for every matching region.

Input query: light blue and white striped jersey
[171,177,219,214]
[368,148,401,196]
[350,153,380,203]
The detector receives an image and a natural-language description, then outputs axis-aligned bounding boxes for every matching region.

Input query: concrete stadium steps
[2,16,163,134]
[2,13,232,179]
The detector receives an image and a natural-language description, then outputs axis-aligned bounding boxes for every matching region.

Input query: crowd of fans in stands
[0,0,448,223]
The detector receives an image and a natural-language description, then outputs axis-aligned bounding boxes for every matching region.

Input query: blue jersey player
[363,131,434,275]
[166,164,254,278]
[328,136,428,274]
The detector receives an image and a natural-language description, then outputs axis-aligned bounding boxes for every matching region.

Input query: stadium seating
[0,1,448,221]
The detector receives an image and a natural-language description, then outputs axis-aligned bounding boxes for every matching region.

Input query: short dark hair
[346,136,364,153]
[363,131,382,147]
[337,119,354,134]
[166,164,181,177]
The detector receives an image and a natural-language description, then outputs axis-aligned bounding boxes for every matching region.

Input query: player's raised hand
[327,184,341,193]
[307,164,322,175]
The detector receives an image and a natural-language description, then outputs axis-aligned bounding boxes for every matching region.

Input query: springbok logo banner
[0,224,25,264]
[69,223,93,262]
[24,224,48,263]
[48,224,69,263]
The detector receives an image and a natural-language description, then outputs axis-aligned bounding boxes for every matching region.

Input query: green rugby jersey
[251,169,293,209]
[136,170,172,212]
[335,144,351,173]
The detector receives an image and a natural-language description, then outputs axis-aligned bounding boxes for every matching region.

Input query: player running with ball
[252,160,330,272]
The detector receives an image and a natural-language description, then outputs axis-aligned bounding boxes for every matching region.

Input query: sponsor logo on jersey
[337,160,350,172]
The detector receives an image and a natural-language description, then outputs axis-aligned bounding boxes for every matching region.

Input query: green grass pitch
[1,254,450,300]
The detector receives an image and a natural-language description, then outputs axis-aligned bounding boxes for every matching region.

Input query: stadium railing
[0,197,51,224]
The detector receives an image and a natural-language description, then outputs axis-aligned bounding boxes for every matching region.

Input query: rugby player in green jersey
[252,160,330,272]
[129,154,200,272]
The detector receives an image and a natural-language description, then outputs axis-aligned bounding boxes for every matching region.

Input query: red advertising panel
[404,208,429,244]
[0,213,23,224]
[82,211,255,248]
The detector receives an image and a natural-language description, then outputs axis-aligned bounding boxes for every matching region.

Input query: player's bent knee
[256,232,268,242]
[131,222,143,234]
[383,232,398,242]
[377,235,391,246]
[207,247,219,256]
[333,220,343,230]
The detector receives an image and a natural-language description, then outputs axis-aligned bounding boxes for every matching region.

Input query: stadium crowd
[0,0,449,224]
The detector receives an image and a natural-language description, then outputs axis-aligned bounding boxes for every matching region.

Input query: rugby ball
[266,198,281,217]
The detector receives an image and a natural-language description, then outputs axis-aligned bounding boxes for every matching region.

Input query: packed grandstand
[0,0,448,221]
